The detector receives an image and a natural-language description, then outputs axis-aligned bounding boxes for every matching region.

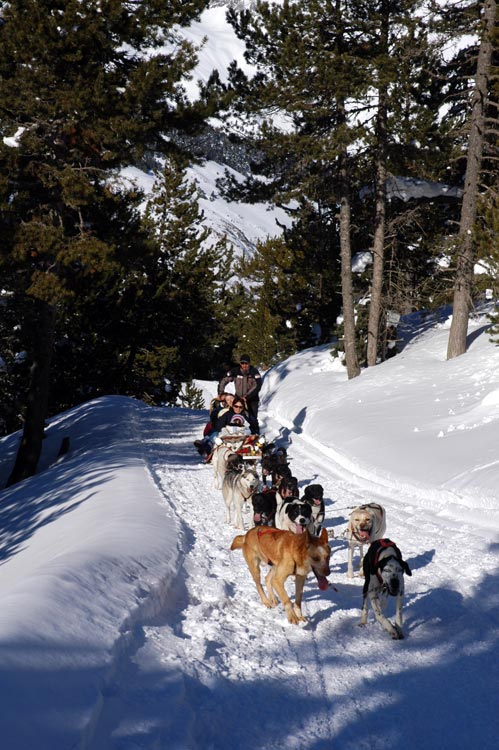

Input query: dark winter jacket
[218,365,262,403]
[213,407,258,434]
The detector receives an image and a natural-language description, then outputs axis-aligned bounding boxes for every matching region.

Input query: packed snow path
[87,407,499,750]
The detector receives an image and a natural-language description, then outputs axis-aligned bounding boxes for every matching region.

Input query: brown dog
[230,527,331,624]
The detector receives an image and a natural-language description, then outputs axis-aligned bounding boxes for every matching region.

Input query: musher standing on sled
[218,354,262,434]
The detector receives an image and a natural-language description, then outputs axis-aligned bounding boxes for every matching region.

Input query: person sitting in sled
[218,354,262,434]
[214,396,256,434]
[194,397,255,461]
[193,390,234,457]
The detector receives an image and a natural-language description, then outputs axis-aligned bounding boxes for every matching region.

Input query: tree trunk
[7,300,56,486]
[332,0,359,379]
[339,152,361,380]
[447,0,496,360]
[366,6,389,367]
[366,150,388,366]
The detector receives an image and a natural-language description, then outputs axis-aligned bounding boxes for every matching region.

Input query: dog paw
[292,605,307,622]
[263,595,278,608]
[391,626,404,640]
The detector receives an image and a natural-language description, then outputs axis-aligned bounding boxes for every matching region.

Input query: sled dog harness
[257,527,286,539]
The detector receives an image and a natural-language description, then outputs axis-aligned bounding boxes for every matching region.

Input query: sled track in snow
[85,408,499,750]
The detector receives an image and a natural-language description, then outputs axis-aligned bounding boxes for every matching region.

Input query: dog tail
[230,535,244,551]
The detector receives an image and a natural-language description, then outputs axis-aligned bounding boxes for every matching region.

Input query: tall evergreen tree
[227,0,457,373]
[236,198,343,367]
[142,159,232,386]
[446,0,497,359]
[227,0,369,376]
[0,0,211,483]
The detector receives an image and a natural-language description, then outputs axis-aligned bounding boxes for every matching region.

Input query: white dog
[345,502,386,578]
[212,443,241,490]
[222,465,260,529]
[359,539,412,639]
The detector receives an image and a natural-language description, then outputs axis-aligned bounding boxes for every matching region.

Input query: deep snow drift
[0,311,498,749]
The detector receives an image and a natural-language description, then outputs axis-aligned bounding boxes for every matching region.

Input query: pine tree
[227,0,369,377]
[227,0,458,373]
[142,158,231,388]
[446,0,497,359]
[0,0,211,484]
[236,197,343,365]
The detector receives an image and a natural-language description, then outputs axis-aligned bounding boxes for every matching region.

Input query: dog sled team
[193,355,412,638]
[198,422,412,639]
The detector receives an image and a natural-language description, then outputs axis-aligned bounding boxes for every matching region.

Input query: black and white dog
[276,495,315,535]
[273,476,315,534]
[359,539,412,640]
[252,475,298,528]
[302,484,325,535]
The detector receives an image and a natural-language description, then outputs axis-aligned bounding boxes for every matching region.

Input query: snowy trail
[87,408,499,750]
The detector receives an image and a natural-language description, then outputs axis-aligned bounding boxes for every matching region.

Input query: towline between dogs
[86,406,499,750]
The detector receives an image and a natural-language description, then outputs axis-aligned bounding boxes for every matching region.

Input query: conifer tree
[142,159,231,388]
[0,0,211,484]
[446,0,497,359]
[227,0,455,373]
[46,159,230,410]
[237,198,343,364]
[227,0,369,377]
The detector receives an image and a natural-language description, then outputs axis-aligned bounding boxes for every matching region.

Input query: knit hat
[230,414,245,426]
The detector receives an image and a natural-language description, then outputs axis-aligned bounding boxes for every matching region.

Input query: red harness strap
[373,538,396,565]
[257,527,286,538]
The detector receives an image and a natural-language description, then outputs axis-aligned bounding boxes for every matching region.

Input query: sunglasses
[233,404,243,409]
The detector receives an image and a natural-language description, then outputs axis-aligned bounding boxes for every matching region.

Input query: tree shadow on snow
[183,540,499,750]
[129,562,499,750]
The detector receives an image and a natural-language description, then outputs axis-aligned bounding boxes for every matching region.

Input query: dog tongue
[254,513,261,522]
[316,575,329,591]
[295,524,305,534]
[358,530,370,541]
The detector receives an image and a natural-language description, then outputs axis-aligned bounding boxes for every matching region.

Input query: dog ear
[403,561,412,576]
[319,527,328,543]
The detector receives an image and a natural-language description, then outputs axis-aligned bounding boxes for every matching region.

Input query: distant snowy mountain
[124,4,290,260]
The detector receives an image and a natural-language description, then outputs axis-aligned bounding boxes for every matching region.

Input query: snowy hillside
[0,312,498,749]
[121,5,291,258]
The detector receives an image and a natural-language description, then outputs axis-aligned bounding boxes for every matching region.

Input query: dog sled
[236,434,266,465]
[216,431,266,466]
